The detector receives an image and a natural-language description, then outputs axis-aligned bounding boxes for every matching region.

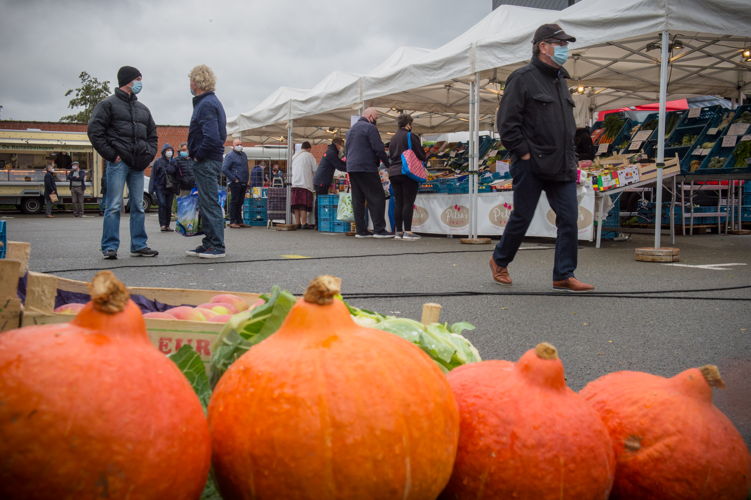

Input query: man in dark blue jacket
[222,138,249,228]
[345,108,392,238]
[489,24,594,292]
[313,138,346,195]
[185,64,227,259]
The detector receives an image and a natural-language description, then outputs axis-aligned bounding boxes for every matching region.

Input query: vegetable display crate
[0,221,6,259]
[641,111,685,158]
[418,181,438,193]
[318,220,350,233]
[592,115,633,156]
[693,138,741,174]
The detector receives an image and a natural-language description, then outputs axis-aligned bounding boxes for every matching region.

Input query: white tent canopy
[228,0,750,143]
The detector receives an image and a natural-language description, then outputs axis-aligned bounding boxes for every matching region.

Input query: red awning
[597,99,689,121]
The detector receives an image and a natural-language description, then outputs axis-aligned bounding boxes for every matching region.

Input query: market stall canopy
[228,0,751,141]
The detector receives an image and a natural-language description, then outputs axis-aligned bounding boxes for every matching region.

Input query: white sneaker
[402,232,421,241]
[394,232,403,240]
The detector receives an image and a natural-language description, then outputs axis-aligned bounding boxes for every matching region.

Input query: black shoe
[373,232,395,239]
[130,247,159,257]
[186,246,206,257]
[102,249,117,260]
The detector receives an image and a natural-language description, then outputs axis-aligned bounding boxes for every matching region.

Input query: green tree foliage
[61,71,111,123]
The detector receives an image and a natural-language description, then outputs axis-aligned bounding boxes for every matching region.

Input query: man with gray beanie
[88,65,158,259]
[489,24,594,292]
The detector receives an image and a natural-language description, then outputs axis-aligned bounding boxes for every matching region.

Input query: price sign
[628,141,643,151]
[687,107,701,119]
[707,127,719,135]
[449,151,457,158]
[696,149,709,156]
[727,123,749,136]
[597,143,610,155]
[722,135,737,148]
[633,130,652,142]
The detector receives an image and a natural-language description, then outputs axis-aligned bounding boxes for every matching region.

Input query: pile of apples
[54,293,260,324]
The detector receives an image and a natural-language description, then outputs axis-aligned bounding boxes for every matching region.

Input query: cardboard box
[617,165,640,186]
[638,156,680,181]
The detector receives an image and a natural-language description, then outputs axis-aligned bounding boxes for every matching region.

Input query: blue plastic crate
[318,194,339,206]
[317,204,337,222]
[0,220,6,259]
[318,220,350,233]
[741,205,751,222]
[243,198,266,209]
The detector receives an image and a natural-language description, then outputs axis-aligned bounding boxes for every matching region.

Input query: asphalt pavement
[4,211,751,446]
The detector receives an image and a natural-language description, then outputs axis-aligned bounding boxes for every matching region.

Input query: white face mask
[165,150,173,158]
[234,145,243,152]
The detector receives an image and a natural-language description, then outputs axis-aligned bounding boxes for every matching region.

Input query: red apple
[143,311,176,320]
[54,303,86,315]
[210,294,249,312]
[166,306,206,321]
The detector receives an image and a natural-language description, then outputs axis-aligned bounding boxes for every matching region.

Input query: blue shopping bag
[175,189,201,236]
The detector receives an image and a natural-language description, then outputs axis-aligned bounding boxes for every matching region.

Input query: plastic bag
[336,191,354,222]
[175,190,201,236]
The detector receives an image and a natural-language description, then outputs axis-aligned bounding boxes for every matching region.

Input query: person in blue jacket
[222,138,249,228]
[186,64,227,259]
[345,108,392,238]
[149,143,176,231]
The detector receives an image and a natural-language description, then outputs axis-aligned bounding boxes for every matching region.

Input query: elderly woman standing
[43,161,58,218]
[388,113,426,240]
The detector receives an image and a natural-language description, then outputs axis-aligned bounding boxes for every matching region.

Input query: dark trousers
[156,189,175,228]
[71,186,85,216]
[228,182,247,225]
[390,174,419,232]
[349,171,386,235]
[492,162,579,281]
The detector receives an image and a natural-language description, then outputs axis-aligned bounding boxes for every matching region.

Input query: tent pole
[461,73,490,245]
[654,30,669,250]
[286,120,294,225]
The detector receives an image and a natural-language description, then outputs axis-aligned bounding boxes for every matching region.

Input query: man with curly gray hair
[186,64,227,258]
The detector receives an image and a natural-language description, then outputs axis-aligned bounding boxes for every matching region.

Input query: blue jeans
[193,159,225,251]
[101,161,148,253]
[492,160,578,281]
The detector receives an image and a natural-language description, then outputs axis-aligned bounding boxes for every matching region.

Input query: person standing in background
[250,162,267,188]
[222,138,249,229]
[186,64,227,259]
[43,161,57,218]
[345,107,392,238]
[66,161,86,217]
[88,65,158,260]
[149,143,176,231]
[313,137,346,195]
[290,141,317,229]
[388,114,426,240]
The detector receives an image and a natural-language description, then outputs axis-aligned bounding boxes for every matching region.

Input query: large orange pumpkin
[580,365,751,500]
[208,275,460,499]
[441,343,615,499]
[0,271,211,499]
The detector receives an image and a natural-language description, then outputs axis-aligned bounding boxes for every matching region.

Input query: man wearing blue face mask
[489,24,595,292]
[88,65,158,260]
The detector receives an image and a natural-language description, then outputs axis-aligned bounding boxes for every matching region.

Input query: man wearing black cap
[489,23,595,292]
[88,65,158,260]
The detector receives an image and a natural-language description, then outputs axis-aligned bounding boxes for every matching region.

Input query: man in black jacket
[489,24,594,292]
[66,161,86,217]
[88,65,158,259]
[313,138,346,195]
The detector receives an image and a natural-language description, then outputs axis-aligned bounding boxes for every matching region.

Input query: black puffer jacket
[313,143,346,187]
[88,88,158,171]
[497,57,577,182]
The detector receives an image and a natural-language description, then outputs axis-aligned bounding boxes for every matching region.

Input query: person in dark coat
[345,108,392,238]
[43,161,58,218]
[388,114,426,240]
[66,161,86,217]
[313,138,346,195]
[222,138,249,228]
[149,143,176,231]
[88,65,158,259]
[489,24,594,292]
[174,142,196,191]
[575,127,595,161]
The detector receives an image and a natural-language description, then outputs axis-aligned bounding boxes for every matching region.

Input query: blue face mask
[552,45,569,66]
[179,151,188,158]
[131,80,143,94]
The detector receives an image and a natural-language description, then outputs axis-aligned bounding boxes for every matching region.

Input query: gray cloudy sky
[0,0,490,125]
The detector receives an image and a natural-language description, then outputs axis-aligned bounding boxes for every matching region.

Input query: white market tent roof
[228,0,751,143]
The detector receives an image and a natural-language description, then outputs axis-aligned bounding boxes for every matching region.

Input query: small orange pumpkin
[0,271,210,499]
[441,343,615,500]
[208,275,460,499]
[580,365,751,500]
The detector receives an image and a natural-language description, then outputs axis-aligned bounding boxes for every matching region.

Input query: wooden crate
[1,242,260,364]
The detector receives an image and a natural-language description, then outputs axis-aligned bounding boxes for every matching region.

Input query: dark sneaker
[373,232,395,239]
[130,247,159,257]
[489,257,512,285]
[354,232,374,239]
[186,246,206,257]
[102,249,117,260]
[402,232,421,241]
[553,277,595,293]
[197,248,226,259]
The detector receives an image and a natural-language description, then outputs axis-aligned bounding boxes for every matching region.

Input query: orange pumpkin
[208,275,459,499]
[441,343,615,500]
[580,365,751,500]
[0,271,210,499]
